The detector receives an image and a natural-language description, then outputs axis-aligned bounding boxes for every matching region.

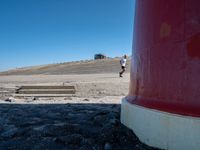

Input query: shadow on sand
[0,103,159,150]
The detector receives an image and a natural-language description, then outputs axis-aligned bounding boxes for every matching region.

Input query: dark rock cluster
[0,103,159,150]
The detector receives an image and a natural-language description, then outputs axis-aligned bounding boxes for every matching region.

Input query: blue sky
[0,0,135,71]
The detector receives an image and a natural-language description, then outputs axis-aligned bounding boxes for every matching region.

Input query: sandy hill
[0,57,131,75]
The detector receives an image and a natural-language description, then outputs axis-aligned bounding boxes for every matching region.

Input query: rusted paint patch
[160,23,171,38]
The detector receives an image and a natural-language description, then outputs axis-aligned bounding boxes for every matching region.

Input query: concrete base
[121,98,200,150]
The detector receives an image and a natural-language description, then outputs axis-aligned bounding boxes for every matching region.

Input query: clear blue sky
[0,0,135,71]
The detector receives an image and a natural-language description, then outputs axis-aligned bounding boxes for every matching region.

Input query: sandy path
[0,73,130,99]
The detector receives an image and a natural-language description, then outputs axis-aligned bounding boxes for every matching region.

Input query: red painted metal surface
[128,0,200,117]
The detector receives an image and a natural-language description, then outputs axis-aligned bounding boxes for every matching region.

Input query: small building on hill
[94,54,106,60]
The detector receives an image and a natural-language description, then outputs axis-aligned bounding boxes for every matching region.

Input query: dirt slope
[0,57,131,75]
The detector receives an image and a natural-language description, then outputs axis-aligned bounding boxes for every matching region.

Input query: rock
[109,119,119,126]
[104,143,112,150]
[83,99,89,101]
[32,97,37,101]
[33,125,46,132]
[4,97,14,102]
[80,138,94,146]
[78,145,93,150]
[1,127,18,138]
[4,99,11,102]
[135,144,147,150]
[32,137,65,150]
[55,134,84,145]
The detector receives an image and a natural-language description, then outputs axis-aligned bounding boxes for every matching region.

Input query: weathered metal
[127,0,200,117]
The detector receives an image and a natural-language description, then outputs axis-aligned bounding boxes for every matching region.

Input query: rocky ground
[0,103,158,150]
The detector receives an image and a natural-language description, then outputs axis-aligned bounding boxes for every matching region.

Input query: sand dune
[0,57,131,75]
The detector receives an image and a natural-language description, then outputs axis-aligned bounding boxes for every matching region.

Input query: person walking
[119,55,127,77]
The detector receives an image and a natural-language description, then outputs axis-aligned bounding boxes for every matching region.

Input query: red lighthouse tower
[121,0,200,149]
